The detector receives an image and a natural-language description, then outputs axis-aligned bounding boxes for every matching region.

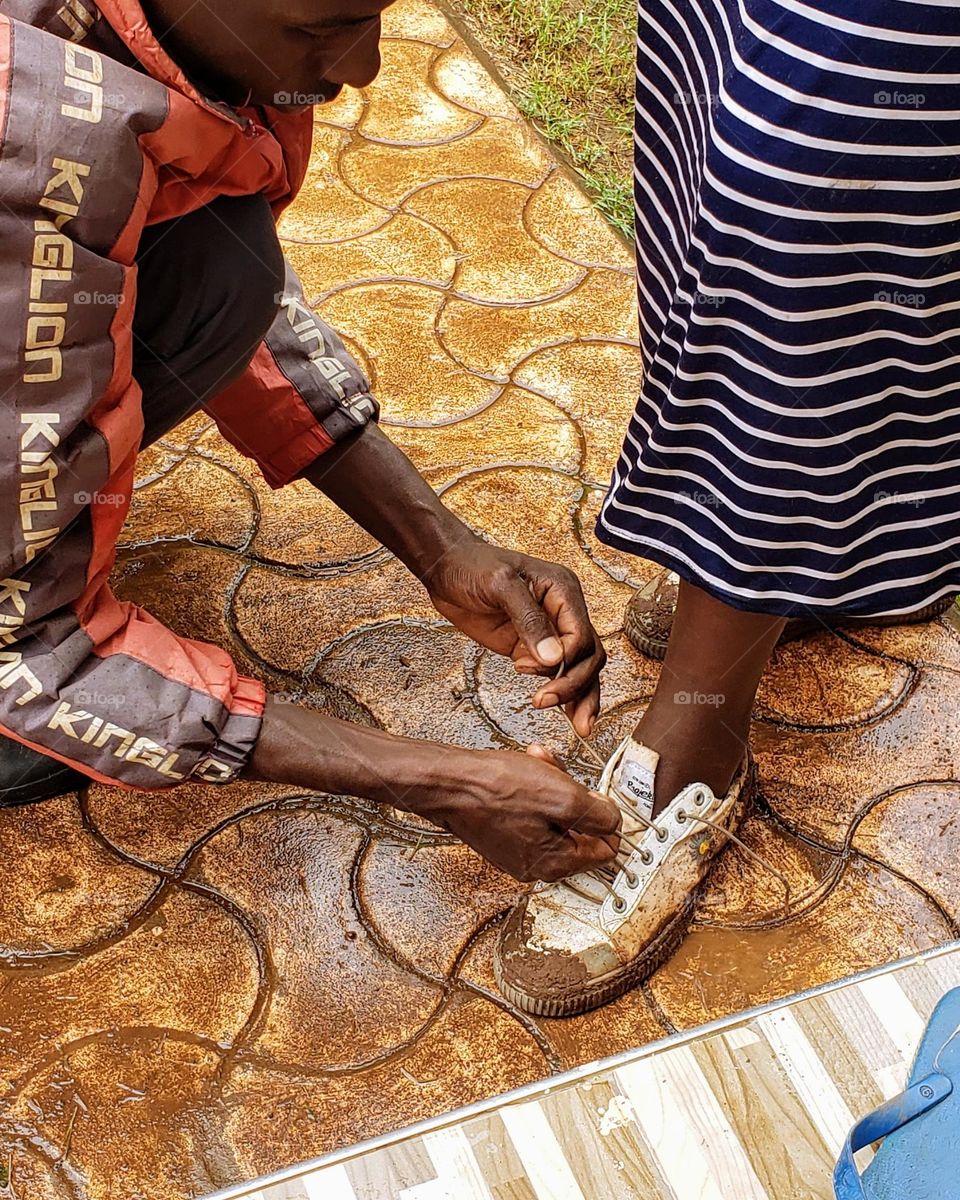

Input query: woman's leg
[633,578,786,814]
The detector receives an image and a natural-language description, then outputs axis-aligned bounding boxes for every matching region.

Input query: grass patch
[450,0,634,237]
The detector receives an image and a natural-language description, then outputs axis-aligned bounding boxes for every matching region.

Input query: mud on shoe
[494,737,753,1018]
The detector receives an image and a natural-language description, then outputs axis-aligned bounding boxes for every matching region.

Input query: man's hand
[248,700,621,882]
[306,424,606,732]
[415,745,620,881]
[424,540,606,735]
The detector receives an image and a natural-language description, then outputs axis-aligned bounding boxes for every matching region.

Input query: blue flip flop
[835,987,960,1199]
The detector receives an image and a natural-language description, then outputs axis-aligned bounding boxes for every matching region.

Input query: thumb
[497,573,563,668]
[526,743,565,770]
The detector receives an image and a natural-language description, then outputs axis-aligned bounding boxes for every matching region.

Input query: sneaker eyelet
[640,849,653,865]
[695,788,708,806]
[676,809,687,823]
[625,871,638,889]
[655,826,668,842]
[612,896,627,914]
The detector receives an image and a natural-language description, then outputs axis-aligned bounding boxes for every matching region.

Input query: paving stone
[842,612,960,673]
[757,632,913,730]
[314,622,501,749]
[0,888,259,1080]
[4,1037,228,1200]
[0,796,155,956]
[356,839,522,977]
[85,776,305,870]
[513,341,642,484]
[406,178,584,302]
[358,40,480,144]
[649,858,954,1030]
[3,1,958,1194]
[578,483,658,589]
[319,282,501,423]
[110,545,261,678]
[438,269,638,377]
[221,992,549,1179]
[312,85,365,130]
[695,812,841,927]
[231,558,436,675]
[283,212,458,296]
[432,44,518,118]
[381,0,454,46]
[388,383,581,477]
[341,117,550,207]
[852,783,960,923]
[250,480,384,569]
[525,170,635,270]
[475,632,657,769]
[754,662,960,848]
[278,126,391,243]
[195,810,445,1072]
[123,454,254,551]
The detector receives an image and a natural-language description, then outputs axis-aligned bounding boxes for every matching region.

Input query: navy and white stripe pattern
[597,0,960,616]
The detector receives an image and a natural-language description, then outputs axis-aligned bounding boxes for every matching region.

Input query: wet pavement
[2,2,960,1197]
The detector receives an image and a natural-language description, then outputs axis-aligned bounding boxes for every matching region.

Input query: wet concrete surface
[2,2,960,1196]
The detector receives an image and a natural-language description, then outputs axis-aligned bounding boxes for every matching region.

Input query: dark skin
[142,0,397,108]
[138,0,620,881]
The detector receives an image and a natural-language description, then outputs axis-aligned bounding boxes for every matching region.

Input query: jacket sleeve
[204,260,380,489]
[0,14,265,790]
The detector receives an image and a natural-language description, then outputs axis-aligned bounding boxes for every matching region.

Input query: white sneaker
[494,736,753,1017]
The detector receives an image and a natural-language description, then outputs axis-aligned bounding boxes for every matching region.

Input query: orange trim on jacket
[0,0,378,789]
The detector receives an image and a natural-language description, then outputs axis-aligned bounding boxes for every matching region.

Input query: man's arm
[203,249,604,729]
[0,16,268,790]
[201,263,612,875]
[304,424,607,734]
[204,259,379,488]
[247,696,619,882]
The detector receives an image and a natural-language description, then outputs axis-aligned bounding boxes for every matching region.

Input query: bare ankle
[630,710,747,817]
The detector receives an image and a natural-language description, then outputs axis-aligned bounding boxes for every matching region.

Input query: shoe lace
[552,693,794,917]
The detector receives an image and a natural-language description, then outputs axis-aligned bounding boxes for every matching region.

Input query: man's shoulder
[1,0,171,130]
[0,6,169,257]
[3,0,139,65]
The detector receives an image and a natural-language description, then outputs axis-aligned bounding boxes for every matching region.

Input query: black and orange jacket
[0,0,378,788]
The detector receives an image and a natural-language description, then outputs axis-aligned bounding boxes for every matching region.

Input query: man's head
[142,0,395,109]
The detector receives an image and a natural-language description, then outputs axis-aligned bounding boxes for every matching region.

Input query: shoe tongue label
[616,758,655,818]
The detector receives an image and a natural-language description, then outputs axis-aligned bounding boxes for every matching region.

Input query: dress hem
[594,520,960,620]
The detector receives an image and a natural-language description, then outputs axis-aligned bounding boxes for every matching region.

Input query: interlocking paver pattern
[1,3,958,1196]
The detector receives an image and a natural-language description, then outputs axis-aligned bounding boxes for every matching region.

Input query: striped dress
[596,0,960,617]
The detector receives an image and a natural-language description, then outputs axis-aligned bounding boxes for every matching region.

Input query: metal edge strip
[203,939,960,1199]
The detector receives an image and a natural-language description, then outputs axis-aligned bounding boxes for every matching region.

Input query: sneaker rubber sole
[494,891,697,1018]
[494,759,756,1018]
